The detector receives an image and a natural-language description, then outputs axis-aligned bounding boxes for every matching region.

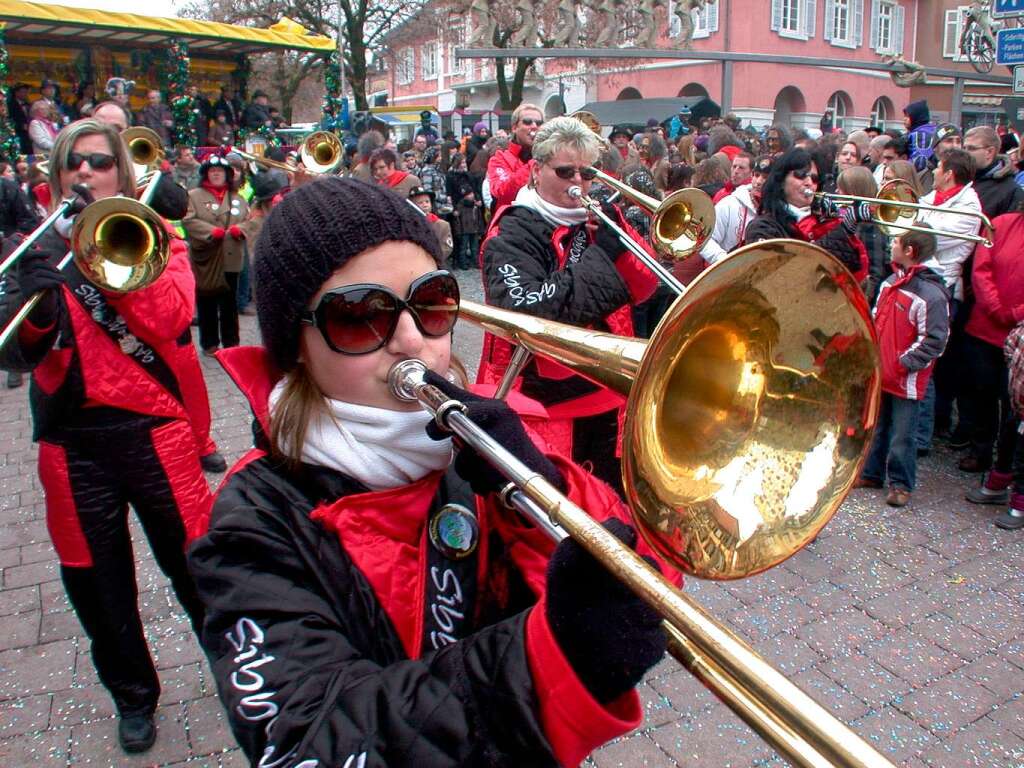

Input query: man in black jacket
[964,125,1024,220]
[241,90,273,132]
[7,83,31,154]
[214,85,242,130]
[1,176,39,389]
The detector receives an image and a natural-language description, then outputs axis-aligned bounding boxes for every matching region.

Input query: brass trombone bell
[569,109,602,134]
[588,167,716,259]
[816,179,995,246]
[299,130,344,174]
[121,126,165,171]
[71,196,170,293]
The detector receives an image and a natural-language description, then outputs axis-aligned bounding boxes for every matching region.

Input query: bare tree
[177,0,427,112]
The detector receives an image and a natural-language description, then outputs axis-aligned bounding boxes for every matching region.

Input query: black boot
[5,371,23,389]
[118,713,156,753]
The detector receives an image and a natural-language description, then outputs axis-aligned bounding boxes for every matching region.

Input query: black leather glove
[546,518,667,704]
[15,242,65,327]
[813,196,841,220]
[593,200,624,260]
[423,370,565,495]
[840,202,872,233]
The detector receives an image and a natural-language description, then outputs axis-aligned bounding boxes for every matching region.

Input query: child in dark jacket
[857,227,950,507]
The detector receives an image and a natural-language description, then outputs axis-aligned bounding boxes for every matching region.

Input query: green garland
[237,123,281,148]
[320,51,346,132]
[0,26,20,159]
[167,39,196,148]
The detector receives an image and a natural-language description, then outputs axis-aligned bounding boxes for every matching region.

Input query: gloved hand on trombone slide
[423,370,566,496]
[590,199,627,260]
[14,239,66,327]
[546,518,668,704]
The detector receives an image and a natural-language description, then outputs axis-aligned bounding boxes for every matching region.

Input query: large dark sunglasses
[519,117,543,127]
[67,152,117,171]
[300,271,460,355]
[792,168,820,184]
[552,165,599,181]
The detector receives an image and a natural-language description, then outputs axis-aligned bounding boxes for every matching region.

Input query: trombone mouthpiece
[567,186,583,199]
[388,359,427,402]
[802,189,815,199]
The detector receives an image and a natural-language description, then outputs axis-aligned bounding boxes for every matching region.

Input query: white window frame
[943,6,970,61]
[870,97,890,127]
[772,0,817,42]
[422,42,439,80]
[448,19,465,75]
[827,91,849,132]
[396,48,414,86]
[870,0,904,55]
[825,0,860,48]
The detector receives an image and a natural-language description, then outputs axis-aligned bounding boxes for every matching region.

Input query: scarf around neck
[201,180,228,204]
[269,381,453,491]
[513,185,589,227]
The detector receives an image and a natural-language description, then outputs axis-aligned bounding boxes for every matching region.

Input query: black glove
[840,202,872,233]
[546,518,667,704]
[15,242,65,327]
[593,200,624,260]
[423,370,565,496]
[813,196,841,220]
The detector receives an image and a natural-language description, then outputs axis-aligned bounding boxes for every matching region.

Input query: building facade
[380,0,1008,135]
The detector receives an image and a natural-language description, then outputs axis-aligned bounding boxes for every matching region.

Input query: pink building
[382,0,919,135]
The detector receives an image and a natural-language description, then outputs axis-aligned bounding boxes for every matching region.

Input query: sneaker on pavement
[995,508,1024,530]
[966,485,1011,505]
[200,451,228,473]
[886,487,911,507]
[118,713,156,753]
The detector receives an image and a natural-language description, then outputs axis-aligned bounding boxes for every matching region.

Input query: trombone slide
[389,359,894,768]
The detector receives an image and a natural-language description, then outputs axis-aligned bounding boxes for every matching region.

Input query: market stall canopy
[0,0,335,55]
[576,96,721,130]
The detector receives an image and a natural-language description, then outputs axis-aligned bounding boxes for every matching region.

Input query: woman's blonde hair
[48,119,136,208]
[836,165,878,199]
[882,159,923,197]
[269,362,325,469]
[532,116,603,166]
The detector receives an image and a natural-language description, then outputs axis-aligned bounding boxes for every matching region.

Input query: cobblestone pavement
[0,271,1021,767]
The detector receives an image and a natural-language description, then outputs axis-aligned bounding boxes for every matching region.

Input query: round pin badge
[429,503,479,560]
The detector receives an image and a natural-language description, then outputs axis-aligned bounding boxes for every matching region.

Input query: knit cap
[254,177,442,371]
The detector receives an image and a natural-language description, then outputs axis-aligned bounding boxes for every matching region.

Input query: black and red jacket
[0,227,195,441]
[745,211,868,283]
[478,204,658,426]
[190,347,680,767]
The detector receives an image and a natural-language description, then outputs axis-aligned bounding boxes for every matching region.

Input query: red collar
[385,170,409,188]
[932,184,964,206]
[201,180,228,203]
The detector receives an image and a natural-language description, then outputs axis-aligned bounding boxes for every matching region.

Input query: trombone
[814,179,995,247]
[0,185,170,349]
[229,131,344,175]
[391,239,892,767]
[122,126,166,189]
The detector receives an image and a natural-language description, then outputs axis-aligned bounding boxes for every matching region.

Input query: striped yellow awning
[0,0,335,55]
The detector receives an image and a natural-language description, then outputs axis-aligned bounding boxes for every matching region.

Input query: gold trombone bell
[71,197,170,293]
[299,130,344,174]
[121,126,165,170]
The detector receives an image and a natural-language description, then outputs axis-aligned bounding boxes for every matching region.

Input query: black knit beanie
[254,176,442,372]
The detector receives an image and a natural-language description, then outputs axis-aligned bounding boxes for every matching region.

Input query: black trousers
[197,271,239,351]
[965,334,1020,473]
[572,409,624,497]
[39,416,207,717]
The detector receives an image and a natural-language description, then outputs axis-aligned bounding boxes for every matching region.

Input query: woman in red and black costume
[189,177,677,767]
[745,147,872,282]
[0,119,212,755]
[478,116,659,495]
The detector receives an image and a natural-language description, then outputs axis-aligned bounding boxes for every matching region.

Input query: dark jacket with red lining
[0,226,193,440]
[478,204,658,418]
[190,346,675,768]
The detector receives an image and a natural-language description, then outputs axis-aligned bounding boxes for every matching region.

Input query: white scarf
[513,185,589,227]
[269,381,453,491]
[787,203,813,222]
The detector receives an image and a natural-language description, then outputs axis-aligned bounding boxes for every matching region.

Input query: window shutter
[894,4,905,54]
[869,0,879,49]
[824,0,834,41]
[710,0,719,32]
[854,0,864,45]
[771,0,782,31]
[805,0,816,37]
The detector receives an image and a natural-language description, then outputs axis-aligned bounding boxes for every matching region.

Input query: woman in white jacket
[700,156,771,264]
[28,100,58,155]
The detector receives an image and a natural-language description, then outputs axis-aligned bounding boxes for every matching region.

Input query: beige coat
[429,216,453,260]
[183,186,250,294]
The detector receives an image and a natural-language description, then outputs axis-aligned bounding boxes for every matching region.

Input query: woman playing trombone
[0,118,211,755]
[188,177,673,766]
[478,116,659,495]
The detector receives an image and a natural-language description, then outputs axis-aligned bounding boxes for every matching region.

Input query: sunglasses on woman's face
[300,271,460,355]
[551,165,598,181]
[67,152,116,171]
[792,168,819,184]
[519,117,543,127]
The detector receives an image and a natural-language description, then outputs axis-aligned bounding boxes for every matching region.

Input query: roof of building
[0,1,335,55]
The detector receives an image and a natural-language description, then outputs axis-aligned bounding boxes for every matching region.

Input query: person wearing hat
[182,155,250,355]
[917,122,961,193]
[466,120,490,169]
[7,83,32,153]
[902,99,936,172]
[39,78,70,126]
[668,108,691,141]
[242,90,274,132]
[415,109,439,145]
[409,185,454,261]
[370,147,421,199]
[609,124,638,166]
[188,175,676,767]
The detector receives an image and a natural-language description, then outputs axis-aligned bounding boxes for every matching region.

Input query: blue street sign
[998,27,1024,64]
[994,0,1024,19]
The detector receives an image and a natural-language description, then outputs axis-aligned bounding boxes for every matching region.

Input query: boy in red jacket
[856,228,950,506]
